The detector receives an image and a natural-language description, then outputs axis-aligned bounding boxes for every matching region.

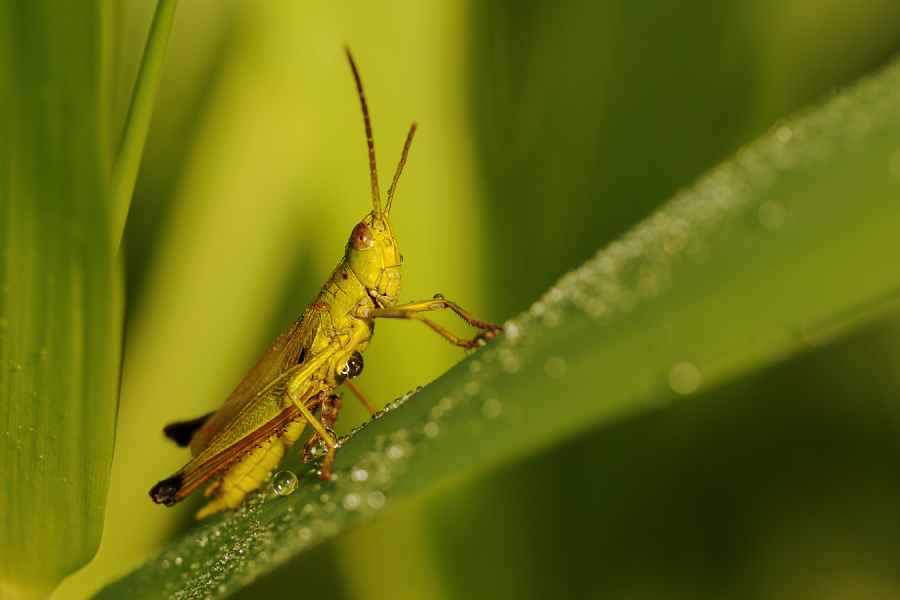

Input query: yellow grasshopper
[149,50,501,519]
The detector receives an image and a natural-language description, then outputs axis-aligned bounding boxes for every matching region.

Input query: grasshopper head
[344,48,417,308]
[346,212,402,306]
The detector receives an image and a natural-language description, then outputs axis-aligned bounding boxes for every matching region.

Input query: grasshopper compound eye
[351,222,374,250]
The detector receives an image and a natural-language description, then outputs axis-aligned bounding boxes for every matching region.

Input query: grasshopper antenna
[346,47,382,216]
[385,123,417,215]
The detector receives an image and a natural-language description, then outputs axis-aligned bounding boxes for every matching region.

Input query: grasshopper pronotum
[149,49,501,518]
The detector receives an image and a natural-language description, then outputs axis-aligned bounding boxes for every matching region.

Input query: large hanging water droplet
[272,471,298,496]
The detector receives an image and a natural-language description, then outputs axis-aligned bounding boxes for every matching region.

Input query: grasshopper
[149,50,501,518]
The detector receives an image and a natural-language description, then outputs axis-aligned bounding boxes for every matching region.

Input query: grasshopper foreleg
[286,344,343,480]
[368,299,502,349]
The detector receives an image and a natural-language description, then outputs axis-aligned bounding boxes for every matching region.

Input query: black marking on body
[163,412,215,447]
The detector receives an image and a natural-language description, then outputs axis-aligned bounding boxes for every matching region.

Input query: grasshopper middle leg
[368,299,502,348]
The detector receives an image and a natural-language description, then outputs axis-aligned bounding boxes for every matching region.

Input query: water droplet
[174,557,183,566]
[433,293,444,300]
[424,421,440,437]
[399,253,404,263]
[386,444,405,460]
[415,386,423,392]
[541,311,560,328]
[504,322,520,340]
[758,200,786,229]
[469,361,481,373]
[586,297,607,318]
[663,236,686,254]
[530,302,545,316]
[776,126,792,142]
[482,399,502,419]
[668,362,702,395]
[465,382,480,396]
[351,468,368,482]
[368,491,386,509]
[272,471,298,496]
[342,493,362,510]
[544,357,567,379]
[161,560,170,568]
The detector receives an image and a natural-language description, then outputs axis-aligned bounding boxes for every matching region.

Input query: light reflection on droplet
[586,297,607,318]
[368,491,386,509]
[342,493,361,510]
[482,399,502,419]
[664,236,685,254]
[424,421,440,437]
[272,471,298,496]
[668,362,702,395]
[544,357,567,379]
[386,444,404,460]
[758,200,786,229]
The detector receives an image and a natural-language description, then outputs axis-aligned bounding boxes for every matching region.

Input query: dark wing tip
[150,475,184,506]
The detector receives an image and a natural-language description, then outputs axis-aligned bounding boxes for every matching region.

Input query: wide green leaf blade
[0,1,122,598]
[93,54,900,599]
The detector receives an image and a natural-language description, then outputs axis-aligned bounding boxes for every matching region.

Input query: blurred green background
[43,0,900,598]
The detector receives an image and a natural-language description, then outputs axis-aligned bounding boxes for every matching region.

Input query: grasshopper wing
[187,307,319,456]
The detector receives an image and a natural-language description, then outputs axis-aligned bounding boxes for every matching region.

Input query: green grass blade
[109,0,179,251]
[93,56,900,599]
[0,1,122,598]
